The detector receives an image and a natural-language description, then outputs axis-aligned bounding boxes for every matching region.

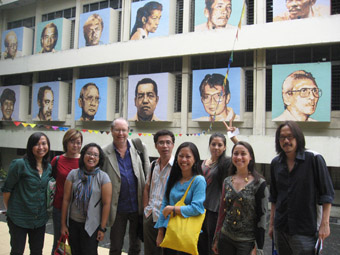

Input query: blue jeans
[275,230,317,255]
[7,216,46,255]
[52,207,62,255]
[217,233,254,255]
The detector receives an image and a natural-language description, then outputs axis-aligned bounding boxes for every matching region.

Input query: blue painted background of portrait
[130,0,170,39]
[273,0,330,20]
[32,82,60,121]
[192,67,241,120]
[195,0,244,28]
[2,27,24,53]
[35,18,64,53]
[128,73,169,121]
[75,77,109,121]
[79,8,112,48]
[272,62,331,122]
[0,85,20,120]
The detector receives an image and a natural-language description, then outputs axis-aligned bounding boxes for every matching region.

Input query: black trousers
[7,216,46,255]
[198,209,218,255]
[68,218,99,255]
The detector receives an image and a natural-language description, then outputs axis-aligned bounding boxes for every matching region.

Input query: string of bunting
[10,121,209,137]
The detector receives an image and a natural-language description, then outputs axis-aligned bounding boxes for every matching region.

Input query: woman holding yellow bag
[155,142,206,255]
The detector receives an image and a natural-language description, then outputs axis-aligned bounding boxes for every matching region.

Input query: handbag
[46,177,56,213]
[160,177,206,255]
[54,234,71,255]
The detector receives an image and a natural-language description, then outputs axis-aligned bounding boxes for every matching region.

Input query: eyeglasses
[85,152,99,158]
[279,135,295,142]
[156,140,173,146]
[286,88,322,98]
[113,129,128,133]
[70,140,82,146]
[83,96,100,104]
[202,93,225,104]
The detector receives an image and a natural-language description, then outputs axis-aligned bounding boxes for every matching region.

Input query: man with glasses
[143,130,175,255]
[195,73,239,121]
[273,70,321,121]
[102,118,150,255]
[39,23,58,53]
[33,86,54,121]
[78,83,100,121]
[130,78,160,121]
[269,121,334,255]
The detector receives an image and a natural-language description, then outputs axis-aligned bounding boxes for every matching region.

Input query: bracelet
[173,206,176,216]
[98,226,107,233]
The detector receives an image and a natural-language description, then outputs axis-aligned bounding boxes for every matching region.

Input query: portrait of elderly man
[195,0,234,31]
[0,88,16,120]
[78,83,100,121]
[194,73,239,122]
[273,70,322,122]
[39,23,58,53]
[83,14,104,46]
[274,0,330,21]
[33,86,54,121]
[130,78,160,121]
[3,31,20,59]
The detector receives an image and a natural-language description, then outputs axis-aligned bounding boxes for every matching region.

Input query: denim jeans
[52,206,62,255]
[7,216,46,255]
[275,230,317,255]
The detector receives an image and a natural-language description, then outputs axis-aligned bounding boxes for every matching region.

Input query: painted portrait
[75,77,109,121]
[273,0,330,22]
[1,28,24,60]
[192,67,241,122]
[128,73,171,121]
[32,82,60,121]
[130,0,170,40]
[0,86,20,121]
[194,0,244,32]
[272,62,331,122]
[79,8,112,48]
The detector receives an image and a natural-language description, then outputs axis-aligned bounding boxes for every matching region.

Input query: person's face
[84,146,100,171]
[32,136,49,161]
[41,90,54,120]
[279,125,297,155]
[1,99,14,120]
[67,137,82,155]
[144,10,162,33]
[81,85,100,118]
[209,137,226,160]
[177,147,196,173]
[207,0,232,28]
[135,83,159,120]
[286,0,313,19]
[6,35,18,58]
[202,85,230,117]
[232,144,252,170]
[155,135,174,159]
[287,79,319,117]
[41,27,57,52]
[111,119,129,145]
[85,21,103,45]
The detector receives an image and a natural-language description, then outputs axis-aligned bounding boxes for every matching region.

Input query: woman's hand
[250,247,256,255]
[223,120,235,132]
[212,238,218,254]
[156,228,165,247]
[97,230,105,241]
[61,224,69,236]
[162,205,174,218]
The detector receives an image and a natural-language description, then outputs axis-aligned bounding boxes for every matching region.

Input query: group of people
[1,118,334,255]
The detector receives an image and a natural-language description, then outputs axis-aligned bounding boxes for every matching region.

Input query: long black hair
[165,142,202,200]
[209,133,230,189]
[25,132,50,170]
[79,143,105,170]
[228,141,262,184]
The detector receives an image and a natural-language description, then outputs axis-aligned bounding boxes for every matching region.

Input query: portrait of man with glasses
[78,82,100,121]
[194,73,240,121]
[273,70,323,122]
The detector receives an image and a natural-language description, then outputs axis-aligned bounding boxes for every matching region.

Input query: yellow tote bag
[160,177,206,255]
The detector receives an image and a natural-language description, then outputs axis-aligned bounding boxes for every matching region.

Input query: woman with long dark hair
[2,132,51,255]
[61,143,112,255]
[155,142,206,254]
[51,129,83,254]
[130,1,163,40]
[212,141,268,255]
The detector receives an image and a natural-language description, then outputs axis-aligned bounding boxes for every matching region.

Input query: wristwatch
[98,226,107,233]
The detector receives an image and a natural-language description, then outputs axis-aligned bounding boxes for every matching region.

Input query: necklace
[231,172,251,183]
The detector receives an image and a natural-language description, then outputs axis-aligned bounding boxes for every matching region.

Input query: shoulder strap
[132,138,144,153]
[52,155,60,179]
[179,176,197,203]
[149,160,156,182]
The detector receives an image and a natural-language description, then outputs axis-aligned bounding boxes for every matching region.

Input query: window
[8,17,35,29]
[83,0,123,12]
[266,68,272,111]
[79,63,120,78]
[247,0,254,25]
[42,7,76,21]
[245,70,253,112]
[129,58,182,75]
[176,0,184,34]
[175,75,182,112]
